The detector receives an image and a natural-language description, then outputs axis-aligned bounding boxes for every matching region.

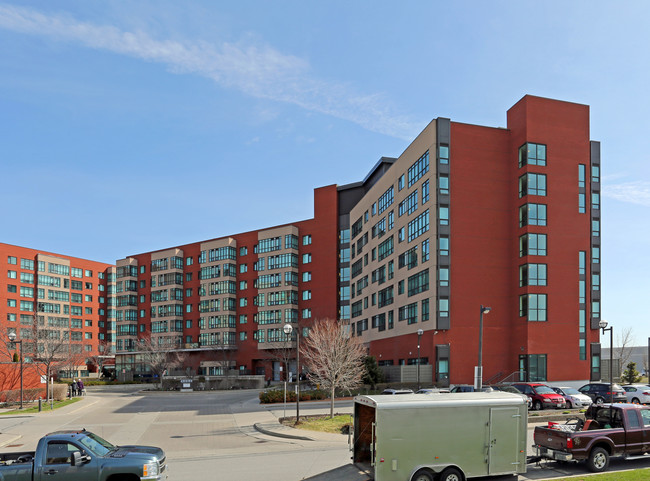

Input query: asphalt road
[0,390,649,480]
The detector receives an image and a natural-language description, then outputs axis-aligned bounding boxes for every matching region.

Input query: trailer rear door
[488,407,522,475]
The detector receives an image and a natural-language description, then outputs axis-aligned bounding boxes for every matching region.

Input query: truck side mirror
[71,451,90,466]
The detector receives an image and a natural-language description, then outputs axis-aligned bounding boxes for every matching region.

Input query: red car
[512,382,566,410]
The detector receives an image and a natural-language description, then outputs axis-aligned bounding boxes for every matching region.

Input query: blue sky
[1,1,649,347]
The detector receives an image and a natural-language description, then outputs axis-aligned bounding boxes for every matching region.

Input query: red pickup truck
[534,403,650,472]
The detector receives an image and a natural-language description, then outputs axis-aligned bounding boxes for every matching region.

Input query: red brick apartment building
[1,95,602,387]
[0,244,112,391]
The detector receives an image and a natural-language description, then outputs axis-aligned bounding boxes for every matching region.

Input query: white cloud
[0,4,421,140]
[603,181,650,207]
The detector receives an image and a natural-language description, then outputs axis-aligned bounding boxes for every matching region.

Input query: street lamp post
[475,305,491,391]
[283,323,300,423]
[8,332,23,410]
[417,329,424,390]
[599,320,614,403]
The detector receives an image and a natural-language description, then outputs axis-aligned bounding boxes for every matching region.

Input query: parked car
[449,384,494,393]
[621,384,650,404]
[416,387,450,394]
[381,388,414,395]
[511,382,566,410]
[578,382,627,404]
[491,384,532,409]
[549,386,593,409]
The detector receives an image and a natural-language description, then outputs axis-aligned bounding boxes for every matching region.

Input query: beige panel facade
[349,120,438,343]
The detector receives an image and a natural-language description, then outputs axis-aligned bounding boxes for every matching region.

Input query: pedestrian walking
[78,379,85,396]
[71,380,78,397]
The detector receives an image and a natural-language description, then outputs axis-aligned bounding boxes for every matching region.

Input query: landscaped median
[551,470,650,481]
[0,397,81,415]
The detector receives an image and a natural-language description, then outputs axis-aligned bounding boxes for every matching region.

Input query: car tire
[439,467,463,481]
[534,400,543,411]
[587,447,610,473]
[566,400,572,408]
[412,469,435,481]
[632,397,640,404]
[595,397,605,405]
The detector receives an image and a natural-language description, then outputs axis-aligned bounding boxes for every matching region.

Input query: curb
[253,423,315,441]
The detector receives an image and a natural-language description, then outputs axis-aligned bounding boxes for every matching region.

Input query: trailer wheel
[411,469,434,481]
[439,467,463,481]
[587,447,610,472]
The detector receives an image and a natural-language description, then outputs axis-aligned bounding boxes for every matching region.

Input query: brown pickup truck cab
[534,403,650,472]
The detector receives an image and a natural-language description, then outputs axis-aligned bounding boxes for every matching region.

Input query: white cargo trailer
[352,392,528,481]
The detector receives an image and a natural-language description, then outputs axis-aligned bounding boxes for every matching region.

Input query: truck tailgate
[534,426,569,450]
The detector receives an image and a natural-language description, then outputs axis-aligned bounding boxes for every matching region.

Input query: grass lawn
[551,469,650,481]
[0,397,81,415]
[282,414,353,434]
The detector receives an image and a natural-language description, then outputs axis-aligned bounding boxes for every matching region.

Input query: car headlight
[143,462,159,477]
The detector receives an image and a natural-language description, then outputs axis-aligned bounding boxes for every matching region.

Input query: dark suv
[578,383,627,404]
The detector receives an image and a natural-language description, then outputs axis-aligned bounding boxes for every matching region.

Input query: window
[578,164,586,188]
[388,211,394,230]
[340,248,349,263]
[519,173,546,197]
[398,302,418,324]
[519,233,546,256]
[398,175,405,191]
[438,298,449,317]
[7,270,16,279]
[592,192,600,210]
[519,263,547,286]
[438,175,449,196]
[592,247,600,264]
[438,236,449,256]
[408,151,429,187]
[518,143,546,167]
[302,253,312,264]
[592,219,600,237]
[21,259,34,270]
[398,227,405,243]
[422,239,430,262]
[437,144,450,165]
[7,284,16,293]
[579,193,586,213]
[579,251,586,275]
[303,290,312,301]
[408,210,429,242]
[7,299,16,307]
[438,206,449,226]
[399,190,418,217]
[519,203,547,227]
[408,269,429,296]
[7,256,17,265]
[438,267,449,287]
[239,264,247,273]
[378,186,394,214]
[592,274,600,291]
[519,294,547,321]
[592,165,600,183]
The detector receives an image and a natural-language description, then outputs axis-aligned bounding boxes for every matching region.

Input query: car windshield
[78,432,116,457]
[535,386,555,394]
[561,388,580,395]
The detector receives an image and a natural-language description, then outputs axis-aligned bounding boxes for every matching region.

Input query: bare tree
[28,327,71,400]
[300,318,365,418]
[137,337,186,390]
[615,327,636,375]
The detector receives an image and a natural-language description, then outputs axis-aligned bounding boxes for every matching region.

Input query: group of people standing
[69,379,85,397]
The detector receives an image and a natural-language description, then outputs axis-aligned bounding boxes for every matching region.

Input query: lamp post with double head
[476,305,491,391]
[8,332,23,410]
[417,329,424,390]
[283,323,300,423]
[599,319,614,403]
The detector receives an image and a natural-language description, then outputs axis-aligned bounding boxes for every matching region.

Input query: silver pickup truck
[0,429,167,481]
